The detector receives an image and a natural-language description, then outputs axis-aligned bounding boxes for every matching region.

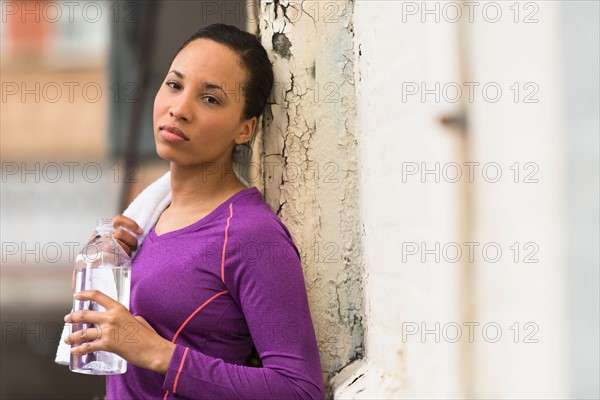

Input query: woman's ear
[235,116,257,145]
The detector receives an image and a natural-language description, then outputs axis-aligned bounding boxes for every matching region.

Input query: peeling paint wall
[257,0,363,395]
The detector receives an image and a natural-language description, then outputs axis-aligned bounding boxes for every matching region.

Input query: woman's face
[153,38,256,166]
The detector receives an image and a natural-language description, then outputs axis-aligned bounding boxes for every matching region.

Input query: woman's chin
[155,148,203,166]
[156,141,182,158]
[155,146,185,164]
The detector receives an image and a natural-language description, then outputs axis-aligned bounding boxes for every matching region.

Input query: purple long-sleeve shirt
[106,187,324,399]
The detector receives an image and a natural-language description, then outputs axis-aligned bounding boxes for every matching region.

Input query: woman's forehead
[170,39,246,86]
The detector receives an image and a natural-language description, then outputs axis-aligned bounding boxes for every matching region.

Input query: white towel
[55,171,172,365]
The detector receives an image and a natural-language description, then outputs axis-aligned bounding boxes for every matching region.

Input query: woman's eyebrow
[167,70,228,99]
[168,69,184,79]
[202,82,229,99]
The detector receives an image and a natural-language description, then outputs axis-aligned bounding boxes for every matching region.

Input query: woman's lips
[159,124,189,142]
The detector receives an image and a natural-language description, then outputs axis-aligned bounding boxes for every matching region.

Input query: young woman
[63,24,324,399]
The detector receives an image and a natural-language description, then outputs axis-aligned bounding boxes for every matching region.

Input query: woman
[63,24,324,399]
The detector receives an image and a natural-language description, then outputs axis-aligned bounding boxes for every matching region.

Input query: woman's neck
[168,161,247,211]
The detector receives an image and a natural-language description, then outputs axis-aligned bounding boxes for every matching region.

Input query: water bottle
[70,218,132,375]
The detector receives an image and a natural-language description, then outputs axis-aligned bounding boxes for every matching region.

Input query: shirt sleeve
[161,212,324,399]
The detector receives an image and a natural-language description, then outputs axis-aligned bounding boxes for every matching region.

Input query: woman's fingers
[66,326,102,345]
[64,309,104,325]
[112,215,141,256]
[86,215,142,256]
[114,228,137,250]
[112,214,144,235]
[72,290,122,311]
[114,230,135,256]
[70,339,103,356]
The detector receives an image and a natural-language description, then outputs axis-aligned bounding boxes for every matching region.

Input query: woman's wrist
[148,338,177,375]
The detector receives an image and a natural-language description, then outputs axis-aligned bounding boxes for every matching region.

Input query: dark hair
[177,24,273,121]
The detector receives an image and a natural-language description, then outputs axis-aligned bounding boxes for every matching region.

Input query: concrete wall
[257,0,363,395]
[332,1,466,397]
[328,1,572,399]
[462,4,568,398]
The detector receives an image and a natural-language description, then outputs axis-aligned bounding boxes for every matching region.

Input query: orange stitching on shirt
[173,347,189,394]
[171,289,230,343]
[221,203,234,283]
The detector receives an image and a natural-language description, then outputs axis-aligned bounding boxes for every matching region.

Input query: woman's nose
[168,97,191,121]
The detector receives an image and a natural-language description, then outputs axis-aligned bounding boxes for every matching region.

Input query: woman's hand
[64,290,176,375]
[88,215,143,257]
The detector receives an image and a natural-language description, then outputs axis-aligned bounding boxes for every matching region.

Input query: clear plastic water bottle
[70,218,132,375]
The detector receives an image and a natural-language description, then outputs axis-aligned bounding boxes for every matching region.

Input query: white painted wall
[333,1,465,398]
[462,4,568,397]
[334,1,570,398]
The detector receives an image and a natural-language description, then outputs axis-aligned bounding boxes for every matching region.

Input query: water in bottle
[69,218,132,375]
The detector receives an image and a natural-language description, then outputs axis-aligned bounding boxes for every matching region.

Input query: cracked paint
[259,0,363,397]
[272,32,292,59]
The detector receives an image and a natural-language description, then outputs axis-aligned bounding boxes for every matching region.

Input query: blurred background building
[1,1,598,399]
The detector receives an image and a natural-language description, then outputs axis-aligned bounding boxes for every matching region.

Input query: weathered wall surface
[463,5,569,398]
[333,1,570,399]
[257,0,363,395]
[332,1,467,398]
[258,2,575,399]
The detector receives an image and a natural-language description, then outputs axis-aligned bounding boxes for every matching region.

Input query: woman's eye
[202,96,220,105]
[165,80,181,90]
